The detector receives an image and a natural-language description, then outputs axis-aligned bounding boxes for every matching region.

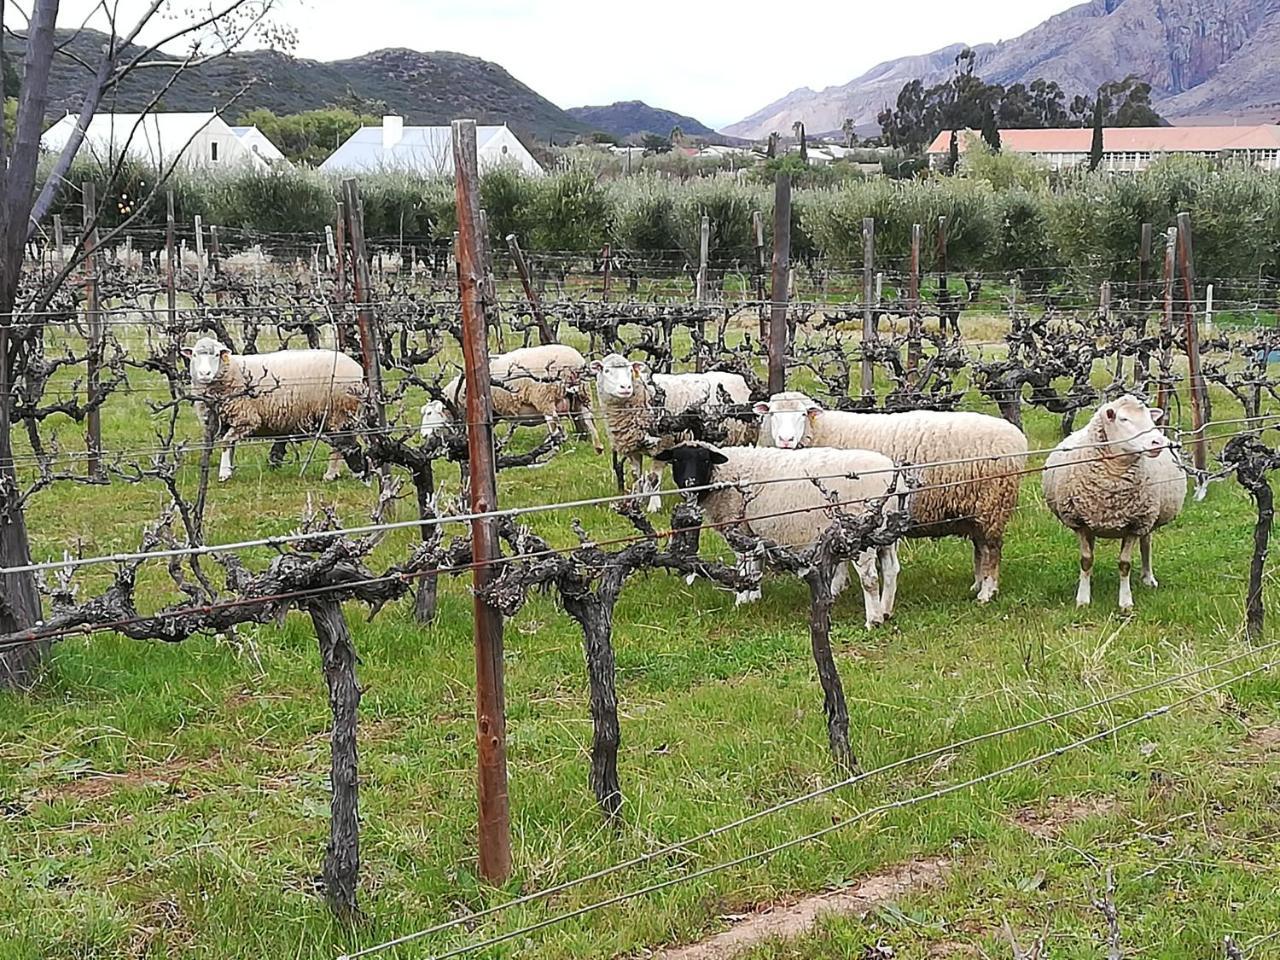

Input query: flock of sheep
[183,337,1189,621]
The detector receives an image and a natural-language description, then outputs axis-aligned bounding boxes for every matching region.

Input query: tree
[669,125,684,147]
[641,133,671,154]
[1089,95,1105,171]
[948,129,959,173]
[766,131,779,158]
[841,118,857,148]
[980,104,1001,152]
[239,107,379,165]
[793,120,807,162]
[0,0,286,688]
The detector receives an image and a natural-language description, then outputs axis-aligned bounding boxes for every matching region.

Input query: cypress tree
[980,105,1001,153]
[1088,96,1104,171]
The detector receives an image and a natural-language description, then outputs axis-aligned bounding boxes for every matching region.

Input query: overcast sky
[51,0,1072,129]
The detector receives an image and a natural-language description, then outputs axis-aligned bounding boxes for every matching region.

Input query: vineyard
[3,133,1280,960]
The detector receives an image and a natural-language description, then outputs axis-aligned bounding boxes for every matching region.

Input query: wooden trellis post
[82,182,102,479]
[506,234,553,345]
[453,118,512,886]
[193,215,205,285]
[341,181,386,438]
[753,210,766,340]
[861,217,875,399]
[165,191,177,331]
[1156,225,1177,422]
[1176,212,1207,472]
[768,173,791,396]
[696,215,709,372]
[906,223,922,381]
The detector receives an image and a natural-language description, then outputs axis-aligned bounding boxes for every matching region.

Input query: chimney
[382,115,404,150]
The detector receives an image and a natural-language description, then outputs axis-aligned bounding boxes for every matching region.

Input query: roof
[42,111,226,160]
[319,124,514,174]
[924,125,1280,155]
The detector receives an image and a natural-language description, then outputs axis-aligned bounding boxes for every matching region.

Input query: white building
[319,117,543,176]
[926,125,1280,173]
[41,111,272,171]
[230,125,286,164]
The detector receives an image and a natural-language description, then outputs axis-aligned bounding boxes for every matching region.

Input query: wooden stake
[907,223,922,381]
[768,174,791,396]
[193,215,205,285]
[165,191,177,331]
[1156,226,1177,422]
[753,210,766,340]
[861,217,875,399]
[334,203,349,352]
[1176,211,1207,472]
[936,215,950,336]
[341,181,386,435]
[696,216,709,372]
[452,119,512,886]
[82,182,102,480]
[507,234,553,344]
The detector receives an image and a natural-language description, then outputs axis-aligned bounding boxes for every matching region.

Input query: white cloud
[49,0,1071,129]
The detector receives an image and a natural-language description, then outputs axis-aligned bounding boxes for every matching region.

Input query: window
[210,140,219,163]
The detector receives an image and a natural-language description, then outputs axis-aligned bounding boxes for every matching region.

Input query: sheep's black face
[653,444,728,496]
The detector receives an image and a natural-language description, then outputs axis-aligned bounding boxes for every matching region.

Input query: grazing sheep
[184,337,368,483]
[420,344,602,453]
[756,391,1027,602]
[592,353,753,511]
[654,442,906,628]
[1042,394,1186,611]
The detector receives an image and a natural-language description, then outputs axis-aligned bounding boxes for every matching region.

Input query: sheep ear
[806,404,822,419]
[752,401,771,415]
[179,347,193,359]
[652,449,675,463]
[589,360,603,374]
[1149,407,1164,423]
[1105,407,1116,421]
[631,362,645,375]
[218,348,231,361]
[710,450,729,465]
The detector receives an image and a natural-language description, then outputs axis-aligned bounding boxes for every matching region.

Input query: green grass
[1,338,1279,960]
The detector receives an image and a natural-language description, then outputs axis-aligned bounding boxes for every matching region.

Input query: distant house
[319,117,542,176]
[926,125,1280,173]
[230,125,286,164]
[41,111,272,171]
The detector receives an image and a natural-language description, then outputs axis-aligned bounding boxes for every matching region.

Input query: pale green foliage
[959,135,1050,191]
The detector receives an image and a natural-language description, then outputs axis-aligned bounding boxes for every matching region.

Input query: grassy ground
[1,324,1279,960]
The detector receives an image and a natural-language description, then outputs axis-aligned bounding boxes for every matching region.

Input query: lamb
[420,344,602,454]
[592,353,753,512]
[184,337,368,483]
[1041,394,1186,611]
[755,391,1027,602]
[653,442,907,628]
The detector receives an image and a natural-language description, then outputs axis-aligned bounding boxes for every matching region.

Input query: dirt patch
[925,941,980,958]
[653,857,949,960]
[36,753,223,804]
[1014,796,1117,840]
[1243,724,1280,753]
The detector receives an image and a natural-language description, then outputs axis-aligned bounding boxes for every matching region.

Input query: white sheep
[592,353,753,511]
[654,442,906,628]
[756,391,1027,602]
[1042,394,1186,610]
[420,344,602,453]
[184,337,368,483]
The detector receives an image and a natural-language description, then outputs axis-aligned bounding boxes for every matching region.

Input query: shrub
[531,166,610,252]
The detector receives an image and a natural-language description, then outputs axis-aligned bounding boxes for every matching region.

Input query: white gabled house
[319,116,543,176]
[230,125,287,164]
[41,111,275,171]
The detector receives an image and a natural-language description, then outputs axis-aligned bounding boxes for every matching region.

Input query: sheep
[1042,394,1186,611]
[591,353,753,512]
[420,344,602,453]
[755,391,1027,602]
[184,337,368,483]
[653,442,906,628]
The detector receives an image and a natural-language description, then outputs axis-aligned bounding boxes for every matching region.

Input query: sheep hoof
[218,472,232,483]
[593,444,605,455]
[1142,574,1159,589]
[734,591,756,607]
[646,496,662,513]
[1119,602,1134,614]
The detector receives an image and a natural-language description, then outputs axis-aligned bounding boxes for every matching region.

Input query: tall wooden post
[507,234,553,344]
[1156,226,1177,421]
[753,210,766,339]
[860,217,875,399]
[1137,223,1152,316]
[601,242,612,303]
[165,191,177,331]
[768,174,791,396]
[1176,212,1207,472]
[936,215,950,336]
[452,119,512,886]
[52,214,64,270]
[341,181,386,435]
[334,203,349,352]
[193,215,206,285]
[82,182,102,479]
[696,215,710,372]
[907,223,922,381]
[208,225,220,276]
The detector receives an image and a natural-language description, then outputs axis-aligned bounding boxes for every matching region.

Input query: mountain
[723,0,1280,139]
[566,100,718,140]
[17,30,590,143]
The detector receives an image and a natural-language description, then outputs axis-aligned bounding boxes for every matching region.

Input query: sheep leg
[573,396,604,455]
[853,549,883,629]
[219,446,235,483]
[977,536,1001,603]
[323,449,344,482]
[970,539,987,595]
[1076,529,1095,607]
[878,544,900,620]
[1140,533,1158,588]
[1118,534,1137,611]
[645,469,663,513]
[733,550,762,606]
[267,440,288,469]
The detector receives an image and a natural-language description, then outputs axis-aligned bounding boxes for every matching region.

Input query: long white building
[42,111,276,171]
[319,116,542,176]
